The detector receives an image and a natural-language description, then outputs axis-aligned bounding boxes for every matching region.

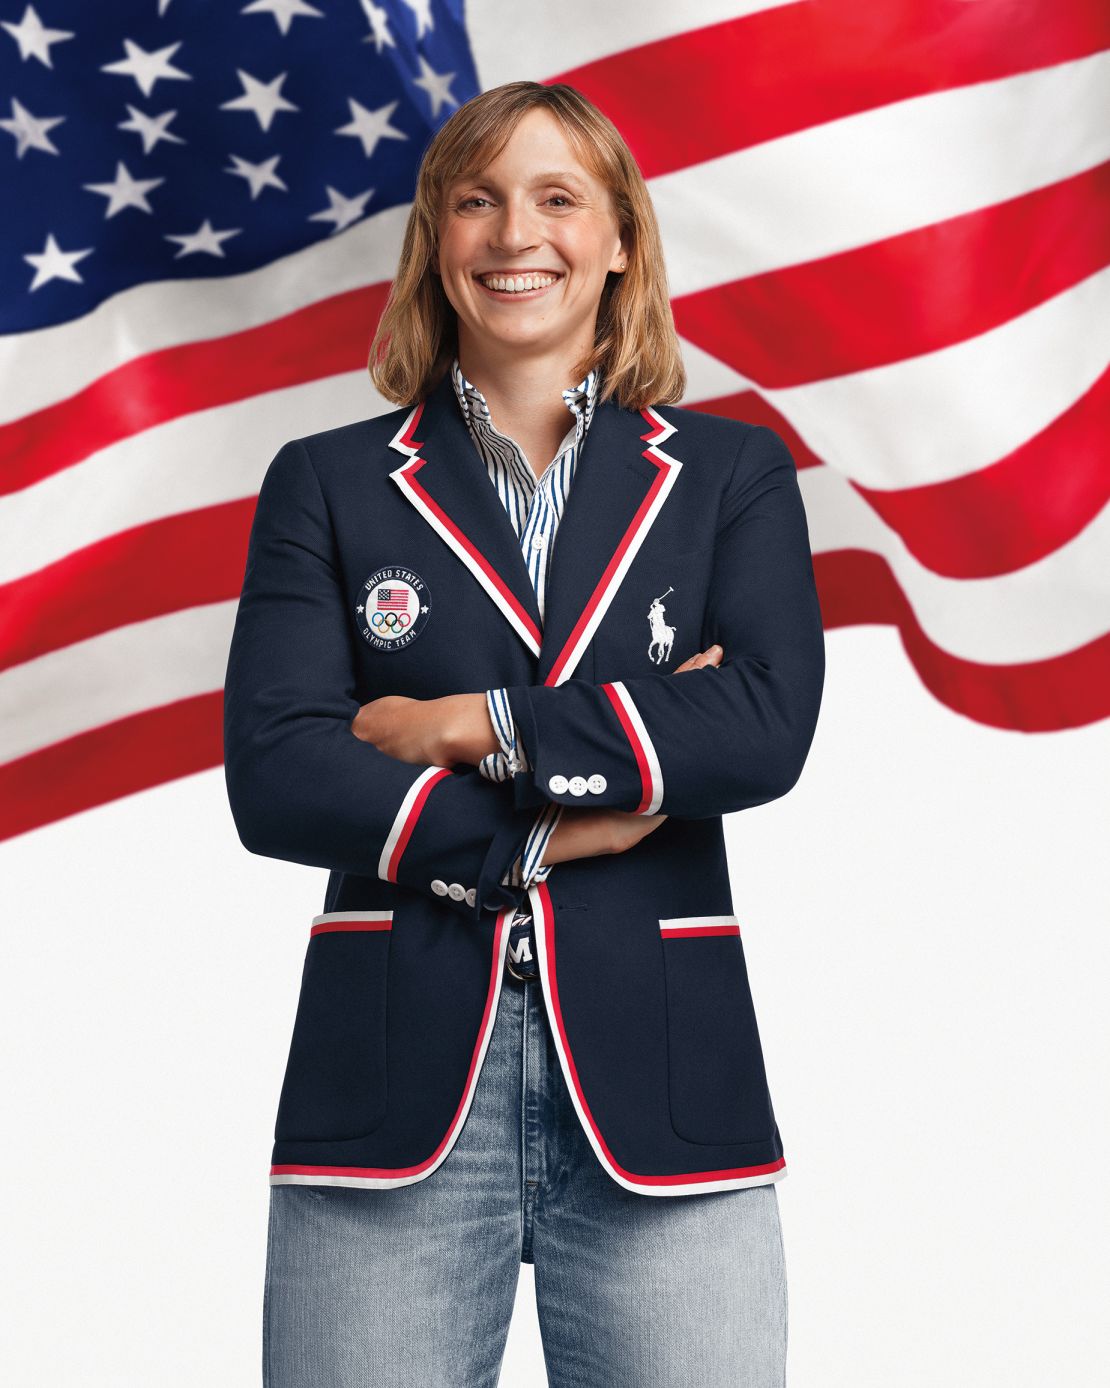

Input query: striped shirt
[449,353,599,975]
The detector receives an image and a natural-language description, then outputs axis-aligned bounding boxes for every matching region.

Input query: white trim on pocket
[310,910,394,936]
[659,914,740,939]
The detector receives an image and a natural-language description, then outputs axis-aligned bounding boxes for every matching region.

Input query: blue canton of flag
[1,0,481,333]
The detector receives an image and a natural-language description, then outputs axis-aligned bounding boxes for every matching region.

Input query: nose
[488,196,540,255]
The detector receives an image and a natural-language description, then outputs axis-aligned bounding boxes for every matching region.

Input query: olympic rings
[370,610,412,631]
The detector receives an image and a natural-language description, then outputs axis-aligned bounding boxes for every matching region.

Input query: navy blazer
[223,366,826,1196]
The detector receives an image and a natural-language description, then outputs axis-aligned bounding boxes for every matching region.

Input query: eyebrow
[451,169,591,192]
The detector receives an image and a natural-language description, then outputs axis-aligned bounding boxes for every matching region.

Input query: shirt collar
[449,355,599,445]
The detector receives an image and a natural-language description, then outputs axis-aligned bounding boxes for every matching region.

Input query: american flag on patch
[1,0,1108,844]
[375,587,409,610]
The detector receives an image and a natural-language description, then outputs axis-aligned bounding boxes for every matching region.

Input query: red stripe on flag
[552,0,1110,179]
[857,364,1110,577]
[0,691,224,841]
[0,499,255,673]
[814,550,1110,730]
[673,162,1110,388]
[0,281,391,494]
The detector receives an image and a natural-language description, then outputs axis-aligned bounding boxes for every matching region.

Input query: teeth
[477,273,559,292]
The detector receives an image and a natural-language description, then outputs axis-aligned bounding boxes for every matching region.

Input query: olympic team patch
[356,566,431,651]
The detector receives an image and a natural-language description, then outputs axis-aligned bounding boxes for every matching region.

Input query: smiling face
[435,106,628,367]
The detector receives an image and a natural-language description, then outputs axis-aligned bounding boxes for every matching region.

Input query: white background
[2,624,1107,1385]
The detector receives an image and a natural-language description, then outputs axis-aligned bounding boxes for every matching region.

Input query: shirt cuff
[499,800,564,888]
[479,686,531,782]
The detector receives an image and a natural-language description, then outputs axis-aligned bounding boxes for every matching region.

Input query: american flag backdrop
[1,0,1108,844]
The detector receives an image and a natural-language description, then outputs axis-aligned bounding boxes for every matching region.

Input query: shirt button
[531,534,544,550]
[568,775,588,796]
[548,774,569,794]
[447,882,466,901]
[431,879,448,895]
[465,887,476,907]
[587,774,607,794]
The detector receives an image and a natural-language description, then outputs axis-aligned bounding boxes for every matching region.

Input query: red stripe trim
[550,0,1110,181]
[310,919,393,936]
[270,906,512,1180]
[0,281,392,494]
[535,881,785,1187]
[546,450,671,687]
[660,924,741,938]
[397,458,543,648]
[383,766,450,882]
[600,681,654,815]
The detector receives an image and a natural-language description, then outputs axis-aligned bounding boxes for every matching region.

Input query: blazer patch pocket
[273,911,393,1144]
[659,915,776,1146]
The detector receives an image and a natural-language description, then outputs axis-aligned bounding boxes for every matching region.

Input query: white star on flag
[359,0,396,54]
[23,232,93,290]
[241,0,325,36]
[0,97,64,158]
[219,69,298,132]
[334,98,408,158]
[118,105,186,154]
[100,38,191,97]
[1,4,74,68]
[412,54,458,118]
[225,153,288,199]
[164,220,242,259]
[308,184,374,234]
[82,161,165,218]
[401,0,435,42]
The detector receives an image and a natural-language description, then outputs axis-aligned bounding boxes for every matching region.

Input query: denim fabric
[263,968,788,1387]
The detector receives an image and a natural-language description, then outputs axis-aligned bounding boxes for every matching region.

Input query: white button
[447,882,466,901]
[465,887,476,907]
[587,774,607,794]
[431,879,448,895]
[548,774,569,794]
[568,776,588,796]
[531,533,544,550]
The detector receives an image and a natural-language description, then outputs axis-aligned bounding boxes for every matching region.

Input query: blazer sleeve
[499,424,826,820]
[222,437,538,923]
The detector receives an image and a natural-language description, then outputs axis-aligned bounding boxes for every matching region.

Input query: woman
[224,80,825,1387]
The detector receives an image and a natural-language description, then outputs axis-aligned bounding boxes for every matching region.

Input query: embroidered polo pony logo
[647,587,676,665]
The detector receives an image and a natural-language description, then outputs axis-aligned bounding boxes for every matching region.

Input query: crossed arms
[223,425,825,926]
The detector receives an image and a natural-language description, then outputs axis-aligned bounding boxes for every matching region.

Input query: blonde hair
[367,81,686,412]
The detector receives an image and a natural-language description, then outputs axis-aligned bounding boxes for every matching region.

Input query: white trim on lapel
[386,398,543,658]
[544,406,683,687]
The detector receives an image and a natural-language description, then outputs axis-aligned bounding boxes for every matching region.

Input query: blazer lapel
[387,369,684,682]
[388,369,544,656]
[537,399,683,687]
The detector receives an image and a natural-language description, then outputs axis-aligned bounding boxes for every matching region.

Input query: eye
[457,196,489,210]
[546,194,573,208]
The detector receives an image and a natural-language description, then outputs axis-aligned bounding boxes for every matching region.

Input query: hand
[674,642,723,673]
[351,691,497,767]
[540,806,669,865]
[350,694,456,766]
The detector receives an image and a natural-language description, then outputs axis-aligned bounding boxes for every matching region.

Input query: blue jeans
[263,966,788,1386]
